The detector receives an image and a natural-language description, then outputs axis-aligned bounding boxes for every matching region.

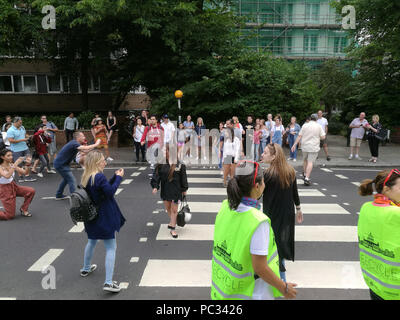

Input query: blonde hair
[372,114,380,122]
[266,143,296,189]
[81,151,105,187]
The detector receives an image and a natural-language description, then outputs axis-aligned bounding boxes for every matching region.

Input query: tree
[332,0,400,128]
[151,49,321,127]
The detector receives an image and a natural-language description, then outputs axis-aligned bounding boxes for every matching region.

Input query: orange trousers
[0,181,35,220]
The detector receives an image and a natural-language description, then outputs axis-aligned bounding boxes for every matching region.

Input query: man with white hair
[317,110,331,161]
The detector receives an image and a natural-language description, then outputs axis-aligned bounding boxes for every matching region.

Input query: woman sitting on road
[0,149,35,219]
[80,150,126,293]
[151,145,188,239]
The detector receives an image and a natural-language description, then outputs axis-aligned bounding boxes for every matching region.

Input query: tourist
[348,112,369,160]
[64,112,79,142]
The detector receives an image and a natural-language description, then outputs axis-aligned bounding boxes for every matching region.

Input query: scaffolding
[232,0,349,62]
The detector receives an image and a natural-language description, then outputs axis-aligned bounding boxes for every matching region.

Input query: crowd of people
[0,109,397,300]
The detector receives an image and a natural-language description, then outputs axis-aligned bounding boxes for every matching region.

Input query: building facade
[0,59,151,113]
[234,0,348,64]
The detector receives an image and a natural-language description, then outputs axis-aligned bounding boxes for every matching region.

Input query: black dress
[262,172,300,272]
[151,162,188,202]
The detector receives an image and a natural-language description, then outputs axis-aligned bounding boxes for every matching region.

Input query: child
[33,125,55,177]
[253,124,262,162]
[177,122,186,161]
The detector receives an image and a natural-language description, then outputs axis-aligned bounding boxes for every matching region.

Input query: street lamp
[175,90,183,123]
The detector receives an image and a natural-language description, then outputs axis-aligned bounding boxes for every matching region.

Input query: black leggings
[134,141,146,161]
[368,136,379,158]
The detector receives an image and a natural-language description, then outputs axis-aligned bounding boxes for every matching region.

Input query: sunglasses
[383,169,400,188]
[237,160,260,186]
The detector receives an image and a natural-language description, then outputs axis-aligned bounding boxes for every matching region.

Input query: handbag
[177,195,191,227]
[375,127,388,141]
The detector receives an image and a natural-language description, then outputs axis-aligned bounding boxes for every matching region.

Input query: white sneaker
[355,155,362,161]
[348,154,353,160]
[203,157,207,161]
[37,173,43,178]
[293,159,297,162]
[287,157,292,161]
[106,157,114,161]
[47,169,56,174]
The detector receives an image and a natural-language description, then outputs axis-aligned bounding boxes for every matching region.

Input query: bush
[328,113,346,136]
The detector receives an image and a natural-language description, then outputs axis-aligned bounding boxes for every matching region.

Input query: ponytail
[227,177,243,210]
[359,179,374,196]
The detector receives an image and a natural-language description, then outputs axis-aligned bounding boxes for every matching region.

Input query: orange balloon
[174,90,183,99]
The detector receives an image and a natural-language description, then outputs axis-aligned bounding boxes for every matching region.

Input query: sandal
[167,225,174,230]
[20,209,32,217]
[169,227,178,239]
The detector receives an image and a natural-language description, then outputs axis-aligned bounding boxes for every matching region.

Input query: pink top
[254,131,261,144]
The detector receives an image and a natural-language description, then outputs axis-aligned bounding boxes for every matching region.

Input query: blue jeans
[280,258,286,282]
[55,165,76,197]
[254,144,260,161]
[81,238,117,285]
[288,134,297,159]
[259,140,267,156]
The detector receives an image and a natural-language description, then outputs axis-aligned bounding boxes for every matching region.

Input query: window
[47,76,61,92]
[304,35,318,52]
[129,85,146,94]
[0,76,13,92]
[306,4,320,23]
[78,75,101,92]
[13,75,23,92]
[23,76,37,92]
[334,37,347,53]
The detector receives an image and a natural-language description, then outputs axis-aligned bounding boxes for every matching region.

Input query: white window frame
[46,75,62,93]
[0,74,38,94]
[129,85,146,94]
[78,75,101,93]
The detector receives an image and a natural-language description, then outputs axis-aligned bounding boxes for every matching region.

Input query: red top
[33,131,51,155]
[140,124,164,148]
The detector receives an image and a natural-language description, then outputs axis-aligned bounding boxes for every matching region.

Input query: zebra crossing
[139,167,369,298]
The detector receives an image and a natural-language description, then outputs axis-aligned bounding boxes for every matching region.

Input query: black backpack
[69,185,99,225]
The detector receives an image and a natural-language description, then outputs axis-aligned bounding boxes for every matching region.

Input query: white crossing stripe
[139,237,148,242]
[352,182,361,187]
[139,167,147,171]
[139,259,368,289]
[139,260,210,287]
[131,172,141,177]
[185,202,350,214]
[28,249,64,272]
[156,224,357,242]
[68,222,84,233]
[321,168,333,173]
[187,177,305,185]
[115,188,123,195]
[335,174,349,180]
[186,170,220,175]
[147,222,154,226]
[121,179,133,184]
[0,297,16,300]
[187,188,325,197]
[130,257,140,263]
[295,226,357,242]
[285,261,368,289]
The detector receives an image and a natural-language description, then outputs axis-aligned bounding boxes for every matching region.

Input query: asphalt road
[0,164,386,300]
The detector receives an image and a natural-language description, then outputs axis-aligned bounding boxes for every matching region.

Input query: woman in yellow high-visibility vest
[358,169,400,300]
[211,160,297,300]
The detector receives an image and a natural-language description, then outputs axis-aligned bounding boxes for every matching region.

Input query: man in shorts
[291,114,325,186]
[348,112,369,160]
[317,110,331,161]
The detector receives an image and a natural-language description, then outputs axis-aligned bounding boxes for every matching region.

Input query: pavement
[104,134,399,168]
[0,164,387,300]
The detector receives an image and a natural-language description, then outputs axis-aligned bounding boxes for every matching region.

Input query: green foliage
[332,0,400,129]
[76,110,95,129]
[152,49,321,127]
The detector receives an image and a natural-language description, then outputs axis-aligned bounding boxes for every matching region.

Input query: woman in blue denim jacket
[286,117,301,162]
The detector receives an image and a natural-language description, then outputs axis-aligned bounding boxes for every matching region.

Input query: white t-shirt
[317,117,328,133]
[299,121,325,153]
[161,121,176,144]
[236,203,274,300]
[1,132,10,146]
